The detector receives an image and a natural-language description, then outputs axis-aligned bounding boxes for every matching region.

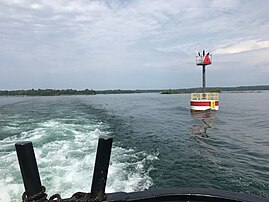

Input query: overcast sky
[0,0,269,90]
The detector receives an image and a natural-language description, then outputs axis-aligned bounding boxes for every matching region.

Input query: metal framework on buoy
[190,50,219,111]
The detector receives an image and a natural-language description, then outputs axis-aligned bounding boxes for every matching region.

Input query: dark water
[0,92,269,201]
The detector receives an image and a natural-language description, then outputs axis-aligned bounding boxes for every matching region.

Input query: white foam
[0,118,158,201]
[106,148,158,193]
[0,183,22,202]
[0,150,24,202]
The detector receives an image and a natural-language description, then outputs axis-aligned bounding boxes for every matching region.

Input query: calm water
[0,92,269,201]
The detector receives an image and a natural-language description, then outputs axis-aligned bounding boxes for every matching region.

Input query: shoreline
[0,85,268,96]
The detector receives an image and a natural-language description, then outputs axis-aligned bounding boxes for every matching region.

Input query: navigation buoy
[190,50,219,111]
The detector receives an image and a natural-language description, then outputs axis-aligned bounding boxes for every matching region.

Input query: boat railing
[191,92,219,101]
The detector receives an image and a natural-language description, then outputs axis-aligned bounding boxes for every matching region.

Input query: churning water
[0,92,269,201]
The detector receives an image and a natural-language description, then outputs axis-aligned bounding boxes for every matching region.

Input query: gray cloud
[0,0,269,90]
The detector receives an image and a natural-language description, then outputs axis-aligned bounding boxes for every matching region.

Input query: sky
[0,0,269,90]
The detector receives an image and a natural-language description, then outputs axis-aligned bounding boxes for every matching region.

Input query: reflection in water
[190,110,216,137]
[191,110,216,121]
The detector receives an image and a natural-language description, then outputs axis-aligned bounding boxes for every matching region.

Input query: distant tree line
[0,89,96,96]
[220,85,269,91]
[0,89,161,96]
[161,88,221,94]
[0,89,162,96]
[0,85,268,96]
[95,89,161,94]
[160,85,269,94]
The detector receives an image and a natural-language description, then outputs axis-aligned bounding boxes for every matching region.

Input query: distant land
[0,85,268,96]
[160,85,269,94]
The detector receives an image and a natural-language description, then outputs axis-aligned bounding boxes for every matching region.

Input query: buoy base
[190,100,219,111]
[190,93,219,111]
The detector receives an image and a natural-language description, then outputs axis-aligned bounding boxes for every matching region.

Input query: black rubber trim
[106,188,269,202]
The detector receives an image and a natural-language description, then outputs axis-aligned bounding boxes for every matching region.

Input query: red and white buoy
[190,50,219,111]
[190,93,219,111]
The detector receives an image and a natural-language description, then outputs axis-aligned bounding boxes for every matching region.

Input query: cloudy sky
[0,0,269,90]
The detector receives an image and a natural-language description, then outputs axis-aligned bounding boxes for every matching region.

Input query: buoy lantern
[190,50,219,111]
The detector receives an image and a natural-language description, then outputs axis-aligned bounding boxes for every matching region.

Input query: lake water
[0,92,269,201]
